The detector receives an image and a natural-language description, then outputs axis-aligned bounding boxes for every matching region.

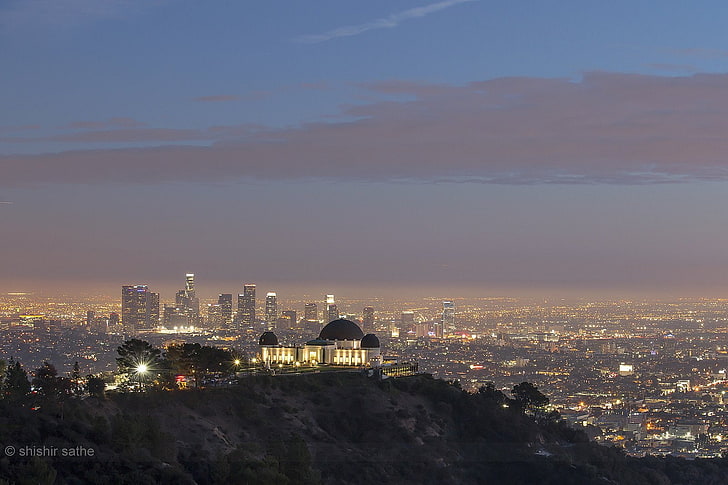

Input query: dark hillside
[2,373,728,484]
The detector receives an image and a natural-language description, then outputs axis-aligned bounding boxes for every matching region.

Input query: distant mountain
[2,372,728,484]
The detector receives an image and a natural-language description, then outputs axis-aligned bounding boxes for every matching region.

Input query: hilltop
[2,372,728,484]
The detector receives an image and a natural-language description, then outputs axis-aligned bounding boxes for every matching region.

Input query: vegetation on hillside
[3,356,728,484]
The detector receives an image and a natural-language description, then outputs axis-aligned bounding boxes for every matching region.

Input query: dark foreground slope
[2,373,728,484]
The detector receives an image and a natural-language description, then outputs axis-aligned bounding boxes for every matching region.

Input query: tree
[71,361,83,395]
[117,339,162,390]
[87,375,106,398]
[5,358,30,401]
[164,344,234,387]
[116,338,162,374]
[165,343,201,376]
[478,381,508,404]
[511,382,549,413]
[0,359,6,396]
[197,346,234,378]
[33,362,60,401]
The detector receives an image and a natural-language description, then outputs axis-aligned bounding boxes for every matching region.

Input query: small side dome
[319,319,364,341]
[258,331,278,346]
[361,334,380,348]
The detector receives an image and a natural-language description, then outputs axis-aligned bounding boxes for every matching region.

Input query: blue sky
[3,1,728,298]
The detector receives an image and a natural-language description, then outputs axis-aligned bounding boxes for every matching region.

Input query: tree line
[0,338,245,407]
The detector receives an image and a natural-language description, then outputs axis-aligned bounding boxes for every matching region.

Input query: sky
[4,0,728,300]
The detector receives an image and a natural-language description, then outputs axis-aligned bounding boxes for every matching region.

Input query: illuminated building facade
[218,293,233,326]
[121,285,159,333]
[237,284,256,327]
[167,273,200,327]
[281,310,297,329]
[259,319,381,367]
[325,294,338,323]
[265,292,278,330]
[442,301,455,334]
[304,303,318,322]
[362,306,374,331]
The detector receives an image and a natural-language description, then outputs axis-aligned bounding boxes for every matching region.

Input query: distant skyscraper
[390,320,400,338]
[207,303,224,329]
[218,293,233,325]
[325,294,338,323]
[281,310,297,330]
[149,291,160,327]
[184,273,199,315]
[401,311,415,330]
[442,301,455,334]
[304,303,318,322]
[265,292,278,330]
[121,285,158,334]
[362,306,374,331]
[237,284,256,327]
[86,310,95,327]
[169,273,199,326]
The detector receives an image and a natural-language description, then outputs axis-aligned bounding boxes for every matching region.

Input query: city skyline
[5,2,728,298]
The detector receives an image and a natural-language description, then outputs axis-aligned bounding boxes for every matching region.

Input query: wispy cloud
[296,0,476,44]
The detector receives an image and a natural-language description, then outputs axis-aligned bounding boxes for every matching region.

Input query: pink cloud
[67,117,147,129]
[193,95,240,102]
[6,72,728,187]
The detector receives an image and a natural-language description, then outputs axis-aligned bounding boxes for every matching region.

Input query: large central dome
[319,318,364,341]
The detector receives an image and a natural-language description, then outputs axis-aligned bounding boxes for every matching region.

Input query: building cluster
[119,274,457,339]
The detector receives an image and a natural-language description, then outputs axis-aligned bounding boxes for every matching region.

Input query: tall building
[121,285,158,334]
[362,306,374,331]
[149,291,160,327]
[442,301,455,334]
[325,294,338,324]
[218,293,233,326]
[265,292,278,330]
[281,310,297,330]
[185,273,199,315]
[304,303,318,322]
[237,284,256,327]
[401,311,415,331]
[207,303,224,329]
[168,273,199,327]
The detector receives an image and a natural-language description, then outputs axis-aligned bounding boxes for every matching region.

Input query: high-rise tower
[363,306,374,331]
[237,284,256,327]
[281,310,297,330]
[121,285,158,334]
[265,292,278,330]
[304,303,318,323]
[218,293,233,326]
[325,294,338,324]
[168,273,199,326]
[442,301,455,334]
